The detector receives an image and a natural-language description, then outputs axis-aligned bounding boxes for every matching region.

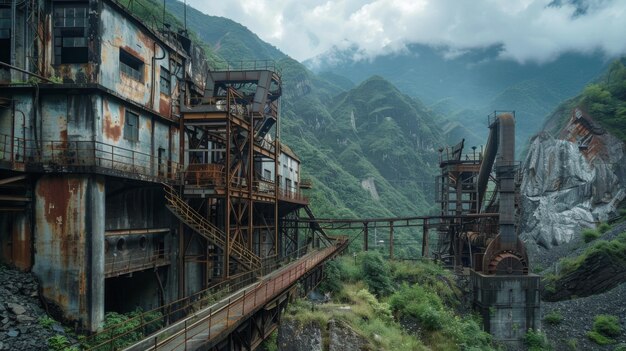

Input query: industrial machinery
[436,112,540,343]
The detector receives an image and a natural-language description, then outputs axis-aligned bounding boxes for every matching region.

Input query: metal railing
[83,243,331,351]
[105,249,171,278]
[210,60,282,76]
[278,188,309,203]
[139,241,346,351]
[0,134,180,182]
[162,183,261,269]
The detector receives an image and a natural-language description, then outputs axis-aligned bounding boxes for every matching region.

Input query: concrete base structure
[471,270,541,345]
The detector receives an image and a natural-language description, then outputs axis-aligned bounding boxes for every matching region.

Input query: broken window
[53,2,88,64]
[119,49,144,82]
[159,67,171,95]
[124,110,139,142]
[0,7,10,66]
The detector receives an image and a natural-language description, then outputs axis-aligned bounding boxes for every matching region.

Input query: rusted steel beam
[0,175,27,186]
[104,228,170,236]
[0,195,31,202]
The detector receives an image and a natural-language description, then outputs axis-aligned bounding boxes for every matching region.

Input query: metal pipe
[0,61,54,82]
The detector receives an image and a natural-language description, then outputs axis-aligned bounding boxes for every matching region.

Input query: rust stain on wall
[12,217,32,271]
[159,96,171,117]
[103,100,121,141]
[36,177,83,268]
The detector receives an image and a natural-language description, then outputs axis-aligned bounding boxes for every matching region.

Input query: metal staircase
[162,183,261,270]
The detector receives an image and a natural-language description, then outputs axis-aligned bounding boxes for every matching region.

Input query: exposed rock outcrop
[328,319,369,351]
[520,112,626,251]
[277,320,323,351]
[0,267,77,351]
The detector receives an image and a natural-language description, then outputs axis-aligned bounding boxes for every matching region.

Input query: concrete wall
[99,2,173,118]
[33,174,105,331]
[471,271,541,344]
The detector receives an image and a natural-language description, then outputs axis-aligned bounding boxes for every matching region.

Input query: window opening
[160,67,171,95]
[53,2,88,64]
[119,49,144,82]
[124,110,139,141]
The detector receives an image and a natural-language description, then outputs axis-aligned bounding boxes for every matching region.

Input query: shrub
[361,251,393,297]
[389,283,445,331]
[319,259,342,294]
[38,315,56,329]
[587,314,622,345]
[588,331,616,345]
[48,335,78,351]
[593,314,621,337]
[598,223,612,234]
[582,228,600,243]
[524,329,552,351]
[544,310,563,325]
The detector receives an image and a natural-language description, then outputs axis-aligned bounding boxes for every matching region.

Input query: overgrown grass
[587,314,622,345]
[582,228,600,243]
[544,310,563,325]
[545,232,626,287]
[524,329,553,351]
[305,254,495,351]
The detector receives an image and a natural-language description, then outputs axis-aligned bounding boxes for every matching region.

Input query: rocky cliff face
[520,110,626,251]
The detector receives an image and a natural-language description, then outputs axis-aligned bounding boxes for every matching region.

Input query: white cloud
[185,0,626,63]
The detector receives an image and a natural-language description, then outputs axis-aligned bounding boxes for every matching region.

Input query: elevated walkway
[126,241,346,350]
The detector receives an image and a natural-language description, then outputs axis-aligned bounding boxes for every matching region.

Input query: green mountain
[542,58,626,142]
[125,0,442,225]
[307,45,609,152]
[166,1,285,62]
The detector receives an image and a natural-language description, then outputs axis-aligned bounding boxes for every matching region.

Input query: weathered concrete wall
[471,271,541,344]
[99,2,172,117]
[33,174,105,331]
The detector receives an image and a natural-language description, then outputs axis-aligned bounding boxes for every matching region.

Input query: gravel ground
[525,222,626,350]
[542,282,626,350]
[0,266,78,350]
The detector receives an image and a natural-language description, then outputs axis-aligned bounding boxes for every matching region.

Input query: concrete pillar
[471,271,541,346]
[33,174,105,331]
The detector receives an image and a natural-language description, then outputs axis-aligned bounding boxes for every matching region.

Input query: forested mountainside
[307,44,608,151]
[154,0,445,220]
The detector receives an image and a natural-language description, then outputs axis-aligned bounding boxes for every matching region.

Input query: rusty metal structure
[435,112,540,343]
[0,0,333,338]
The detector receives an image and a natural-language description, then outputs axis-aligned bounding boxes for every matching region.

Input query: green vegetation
[290,254,495,351]
[38,315,56,329]
[543,310,563,325]
[598,223,612,234]
[579,60,626,142]
[582,228,600,243]
[48,334,78,351]
[361,251,393,297]
[524,329,553,351]
[544,232,626,291]
[81,309,163,350]
[587,314,621,345]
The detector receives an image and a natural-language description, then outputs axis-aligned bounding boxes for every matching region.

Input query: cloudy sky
[185,0,626,64]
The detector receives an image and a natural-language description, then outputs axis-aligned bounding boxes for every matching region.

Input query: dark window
[0,7,10,65]
[159,67,171,95]
[263,169,271,180]
[53,3,88,64]
[120,49,144,82]
[124,110,139,141]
